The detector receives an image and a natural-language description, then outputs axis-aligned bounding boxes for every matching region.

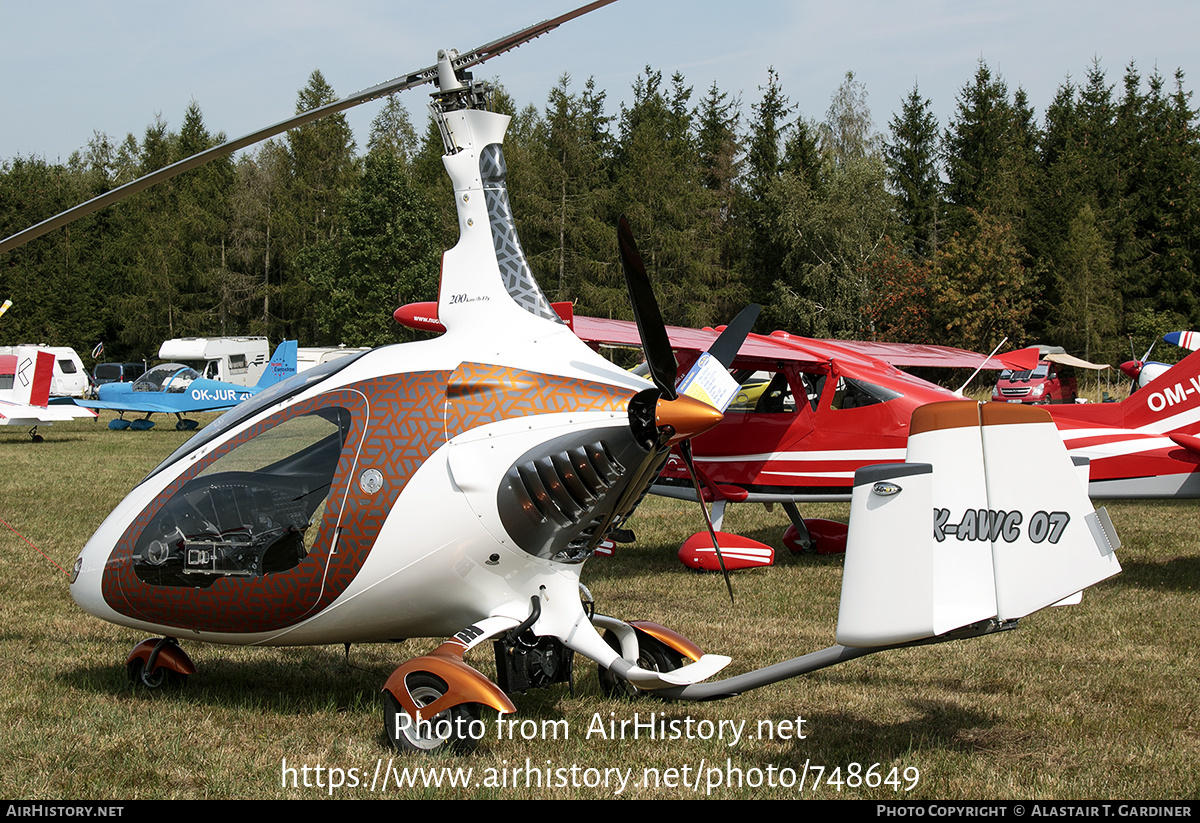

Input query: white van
[157,337,271,387]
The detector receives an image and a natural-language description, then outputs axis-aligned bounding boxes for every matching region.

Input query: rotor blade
[680,439,734,604]
[705,303,760,370]
[446,0,618,75]
[0,0,618,256]
[617,215,677,400]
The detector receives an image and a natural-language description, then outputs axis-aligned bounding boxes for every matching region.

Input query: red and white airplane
[0,346,97,439]
[558,317,1200,567]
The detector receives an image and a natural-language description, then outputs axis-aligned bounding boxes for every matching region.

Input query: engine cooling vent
[498,429,648,563]
[509,442,623,527]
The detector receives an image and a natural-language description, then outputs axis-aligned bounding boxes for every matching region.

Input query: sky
[3,0,1200,164]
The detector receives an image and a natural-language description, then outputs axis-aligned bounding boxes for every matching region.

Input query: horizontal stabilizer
[1170,433,1200,455]
[837,401,1121,648]
[1164,331,1200,351]
[999,346,1041,371]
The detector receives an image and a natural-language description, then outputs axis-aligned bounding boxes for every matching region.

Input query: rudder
[256,340,297,388]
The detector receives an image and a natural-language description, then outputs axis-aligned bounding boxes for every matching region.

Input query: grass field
[1,412,1197,800]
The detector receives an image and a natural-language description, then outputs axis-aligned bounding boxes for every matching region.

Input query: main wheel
[384,673,482,754]
[598,630,684,698]
[127,658,186,689]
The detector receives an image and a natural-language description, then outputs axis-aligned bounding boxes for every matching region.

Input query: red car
[991,360,1077,404]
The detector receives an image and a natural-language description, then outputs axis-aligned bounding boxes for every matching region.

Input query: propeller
[706,303,762,372]
[0,0,618,256]
[674,305,760,604]
[677,438,733,602]
[615,216,760,603]
[1121,337,1156,392]
[618,216,678,401]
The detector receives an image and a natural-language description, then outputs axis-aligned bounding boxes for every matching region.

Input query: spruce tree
[885,84,942,258]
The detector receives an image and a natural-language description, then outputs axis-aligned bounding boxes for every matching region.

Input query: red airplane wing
[571,315,1008,371]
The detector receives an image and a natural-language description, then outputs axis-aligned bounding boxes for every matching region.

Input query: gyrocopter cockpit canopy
[131,406,352,589]
[128,351,372,592]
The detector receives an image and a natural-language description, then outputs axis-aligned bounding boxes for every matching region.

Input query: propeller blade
[705,303,760,371]
[617,215,677,400]
[1141,340,1157,364]
[679,439,734,604]
[614,216,739,602]
[0,0,617,256]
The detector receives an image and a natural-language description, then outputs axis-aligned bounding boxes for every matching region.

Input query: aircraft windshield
[830,377,903,410]
[135,364,199,393]
[999,364,1050,382]
[131,407,353,588]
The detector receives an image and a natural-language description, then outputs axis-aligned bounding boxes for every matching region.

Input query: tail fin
[256,341,297,388]
[13,347,54,406]
[837,401,1120,648]
[1119,347,1200,434]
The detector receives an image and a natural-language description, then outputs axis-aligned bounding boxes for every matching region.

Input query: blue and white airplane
[76,341,297,430]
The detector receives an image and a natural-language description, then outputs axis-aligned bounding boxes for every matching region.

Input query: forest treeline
[1,59,1196,366]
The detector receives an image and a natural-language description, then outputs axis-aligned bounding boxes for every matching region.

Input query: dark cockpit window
[829,377,902,410]
[132,408,352,588]
[752,371,797,413]
[134,364,199,393]
[727,370,825,414]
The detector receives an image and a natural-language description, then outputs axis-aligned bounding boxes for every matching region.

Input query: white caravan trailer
[296,346,371,373]
[0,345,88,397]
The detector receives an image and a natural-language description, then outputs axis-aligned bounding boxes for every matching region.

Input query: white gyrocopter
[3,1,1121,754]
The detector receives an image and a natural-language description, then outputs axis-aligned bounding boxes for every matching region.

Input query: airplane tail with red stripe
[1119,347,1200,435]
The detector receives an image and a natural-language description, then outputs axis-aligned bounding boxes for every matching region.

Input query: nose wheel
[598,629,684,698]
[126,637,194,689]
[383,672,482,754]
[128,657,186,689]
